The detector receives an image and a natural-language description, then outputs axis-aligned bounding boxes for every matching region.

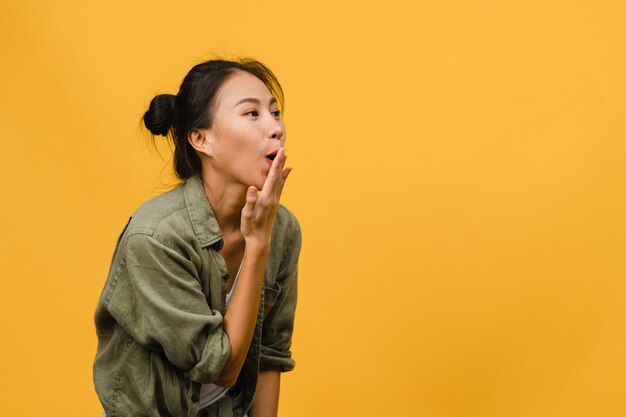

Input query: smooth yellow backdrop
[1,1,625,416]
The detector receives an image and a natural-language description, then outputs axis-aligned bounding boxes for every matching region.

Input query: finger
[261,147,287,197]
[269,156,290,201]
[273,167,291,205]
[269,148,287,183]
[241,186,258,219]
[275,166,292,200]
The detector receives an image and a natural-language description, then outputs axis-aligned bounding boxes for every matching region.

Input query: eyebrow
[233,97,277,108]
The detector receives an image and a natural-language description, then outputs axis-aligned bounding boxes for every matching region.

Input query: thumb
[247,186,258,200]
[242,186,258,216]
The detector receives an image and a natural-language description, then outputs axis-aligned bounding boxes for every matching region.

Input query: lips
[266,150,278,161]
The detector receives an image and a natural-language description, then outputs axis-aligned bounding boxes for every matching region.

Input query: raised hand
[240,147,292,248]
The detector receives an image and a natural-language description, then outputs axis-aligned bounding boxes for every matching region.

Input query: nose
[268,117,285,144]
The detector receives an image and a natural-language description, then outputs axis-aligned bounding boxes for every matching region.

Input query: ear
[187,128,214,157]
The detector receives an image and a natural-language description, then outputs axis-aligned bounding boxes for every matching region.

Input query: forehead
[215,71,274,106]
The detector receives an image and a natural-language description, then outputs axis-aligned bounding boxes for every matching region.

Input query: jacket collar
[183,175,223,248]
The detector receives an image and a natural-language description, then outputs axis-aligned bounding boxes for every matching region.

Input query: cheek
[211,130,243,158]
[280,122,287,144]
[219,122,256,149]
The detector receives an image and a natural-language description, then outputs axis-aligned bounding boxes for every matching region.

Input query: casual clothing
[198,259,243,409]
[93,175,301,417]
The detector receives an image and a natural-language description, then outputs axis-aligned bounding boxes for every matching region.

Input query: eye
[244,110,259,117]
[271,110,281,118]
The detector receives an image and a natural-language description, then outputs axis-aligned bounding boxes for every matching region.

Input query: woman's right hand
[217,148,291,387]
[240,147,292,250]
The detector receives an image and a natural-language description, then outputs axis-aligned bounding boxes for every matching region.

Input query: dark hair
[142,58,285,180]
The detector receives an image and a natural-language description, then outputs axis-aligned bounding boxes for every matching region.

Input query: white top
[198,259,244,409]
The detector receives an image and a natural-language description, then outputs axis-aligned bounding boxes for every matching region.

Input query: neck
[199,168,247,236]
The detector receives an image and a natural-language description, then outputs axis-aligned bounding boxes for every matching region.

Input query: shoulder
[269,205,302,268]
[125,184,193,243]
[274,204,302,242]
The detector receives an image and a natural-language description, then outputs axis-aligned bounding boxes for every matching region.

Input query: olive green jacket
[93,175,301,417]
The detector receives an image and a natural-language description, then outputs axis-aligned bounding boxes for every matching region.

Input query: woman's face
[202,70,286,191]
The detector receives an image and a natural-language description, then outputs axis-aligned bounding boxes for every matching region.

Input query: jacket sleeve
[106,232,230,384]
[259,216,302,372]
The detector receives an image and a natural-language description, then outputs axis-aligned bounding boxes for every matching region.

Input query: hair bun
[143,94,175,136]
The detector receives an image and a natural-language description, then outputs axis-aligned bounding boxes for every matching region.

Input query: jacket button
[191,394,199,402]
[223,274,230,281]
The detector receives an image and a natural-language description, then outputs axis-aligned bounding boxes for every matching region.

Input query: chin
[250,177,266,192]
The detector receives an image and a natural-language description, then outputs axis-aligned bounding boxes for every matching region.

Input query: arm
[259,210,301,372]
[108,233,231,383]
[250,212,301,415]
[213,243,268,386]
[249,370,281,417]
[214,148,292,387]
[106,148,291,386]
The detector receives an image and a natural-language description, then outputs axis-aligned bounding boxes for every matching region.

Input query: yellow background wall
[1,1,625,416]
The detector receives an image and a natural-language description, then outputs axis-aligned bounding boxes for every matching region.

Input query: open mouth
[266,151,278,161]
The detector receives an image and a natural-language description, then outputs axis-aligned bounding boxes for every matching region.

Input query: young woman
[93,59,301,417]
